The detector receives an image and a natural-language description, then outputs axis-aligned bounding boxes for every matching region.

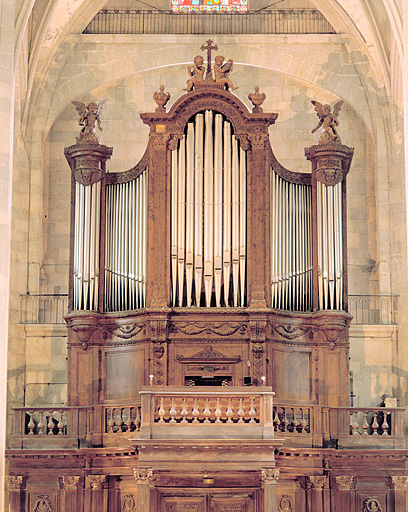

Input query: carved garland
[169,321,247,336]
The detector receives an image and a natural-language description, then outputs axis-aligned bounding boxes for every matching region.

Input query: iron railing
[83,9,336,35]
[348,294,398,325]
[20,294,69,324]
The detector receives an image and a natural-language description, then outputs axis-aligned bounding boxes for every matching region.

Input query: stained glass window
[172,0,247,13]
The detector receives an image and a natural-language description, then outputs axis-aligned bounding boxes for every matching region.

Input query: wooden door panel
[210,493,255,512]
[161,495,206,512]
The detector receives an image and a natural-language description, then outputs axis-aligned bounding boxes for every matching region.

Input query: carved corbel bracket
[305,143,354,187]
[64,143,113,186]
[71,325,97,350]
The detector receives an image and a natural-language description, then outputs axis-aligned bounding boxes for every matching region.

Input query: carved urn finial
[248,86,266,113]
[153,85,171,112]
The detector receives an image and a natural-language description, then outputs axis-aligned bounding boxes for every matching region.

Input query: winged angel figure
[72,100,107,143]
[311,100,343,144]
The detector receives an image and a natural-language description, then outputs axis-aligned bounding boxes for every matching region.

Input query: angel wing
[221,59,233,73]
[72,101,86,117]
[333,100,344,118]
[96,99,107,115]
[311,100,324,118]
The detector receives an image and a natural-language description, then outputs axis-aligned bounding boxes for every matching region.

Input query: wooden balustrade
[10,399,405,449]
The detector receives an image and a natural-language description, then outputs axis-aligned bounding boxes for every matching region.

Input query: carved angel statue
[311,100,343,144]
[72,99,107,143]
[214,55,238,91]
[184,55,205,92]
[153,85,171,111]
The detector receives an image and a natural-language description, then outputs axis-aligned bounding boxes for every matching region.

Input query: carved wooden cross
[201,39,218,80]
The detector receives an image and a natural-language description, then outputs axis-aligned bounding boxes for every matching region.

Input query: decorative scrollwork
[273,324,308,340]
[104,324,144,340]
[170,321,247,336]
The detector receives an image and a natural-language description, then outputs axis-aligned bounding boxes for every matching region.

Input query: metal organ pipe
[104,170,148,312]
[270,168,312,311]
[171,111,247,307]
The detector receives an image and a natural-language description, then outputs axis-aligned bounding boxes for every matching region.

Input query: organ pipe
[171,110,247,307]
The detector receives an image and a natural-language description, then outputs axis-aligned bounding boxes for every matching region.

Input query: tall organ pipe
[270,168,312,311]
[171,111,247,307]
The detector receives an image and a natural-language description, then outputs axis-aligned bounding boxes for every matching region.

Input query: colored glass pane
[172,0,247,13]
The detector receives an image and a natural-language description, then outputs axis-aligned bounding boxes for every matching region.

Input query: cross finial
[200,39,218,80]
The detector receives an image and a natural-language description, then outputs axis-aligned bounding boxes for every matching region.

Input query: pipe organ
[171,111,246,307]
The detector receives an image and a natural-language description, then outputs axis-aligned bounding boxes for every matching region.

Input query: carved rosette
[278,495,293,512]
[363,497,382,512]
[308,475,327,489]
[33,495,53,512]
[335,475,354,490]
[133,468,155,485]
[87,475,106,490]
[304,143,353,187]
[390,476,408,489]
[64,143,113,186]
[261,468,280,485]
[6,476,24,490]
[60,476,81,490]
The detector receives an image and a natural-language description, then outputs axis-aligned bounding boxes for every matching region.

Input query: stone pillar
[60,476,81,512]
[87,475,106,512]
[6,476,24,512]
[261,468,279,512]
[134,469,154,512]
[390,476,408,511]
[308,476,327,512]
[334,476,354,512]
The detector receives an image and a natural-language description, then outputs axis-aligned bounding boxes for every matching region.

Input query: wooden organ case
[7,58,408,512]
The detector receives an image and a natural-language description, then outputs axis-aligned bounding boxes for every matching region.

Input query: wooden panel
[210,493,255,511]
[106,347,145,400]
[76,351,94,405]
[272,349,311,401]
[160,495,206,512]
[324,351,341,406]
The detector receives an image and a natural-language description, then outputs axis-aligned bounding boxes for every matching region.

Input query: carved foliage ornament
[308,476,327,489]
[104,323,144,340]
[6,476,24,490]
[33,495,53,512]
[261,468,279,484]
[335,475,354,490]
[87,475,106,490]
[60,476,80,490]
[391,476,408,489]
[170,321,247,336]
[278,495,293,512]
[363,497,382,512]
[133,468,155,484]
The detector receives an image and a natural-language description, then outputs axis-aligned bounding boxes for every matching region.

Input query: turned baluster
[169,397,177,423]
[116,408,123,432]
[204,398,211,423]
[135,406,141,431]
[47,411,54,435]
[249,397,256,423]
[281,408,288,432]
[108,408,115,433]
[273,408,280,431]
[371,411,379,435]
[192,398,200,423]
[124,407,132,431]
[37,411,45,435]
[158,398,165,423]
[299,408,307,433]
[226,398,233,423]
[382,412,390,435]
[215,398,222,423]
[292,408,299,433]
[351,411,359,435]
[181,398,188,424]
[27,411,35,435]
[57,410,65,435]
[238,398,245,423]
[362,411,369,435]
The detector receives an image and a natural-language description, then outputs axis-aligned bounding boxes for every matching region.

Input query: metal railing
[20,294,69,324]
[348,294,398,325]
[83,9,336,35]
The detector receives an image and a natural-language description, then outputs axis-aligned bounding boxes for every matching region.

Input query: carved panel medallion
[363,497,382,512]
[33,495,53,512]
[122,494,136,511]
[278,495,293,512]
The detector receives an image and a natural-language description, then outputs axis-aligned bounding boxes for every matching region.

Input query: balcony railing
[348,294,398,325]
[11,397,405,450]
[83,9,336,35]
[20,293,69,324]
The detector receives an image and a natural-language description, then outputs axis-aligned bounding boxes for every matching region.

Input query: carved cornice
[106,147,149,184]
[64,143,113,186]
[60,476,81,490]
[335,475,354,490]
[305,143,354,186]
[87,475,106,490]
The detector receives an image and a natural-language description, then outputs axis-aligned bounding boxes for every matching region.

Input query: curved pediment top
[140,88,278,141]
